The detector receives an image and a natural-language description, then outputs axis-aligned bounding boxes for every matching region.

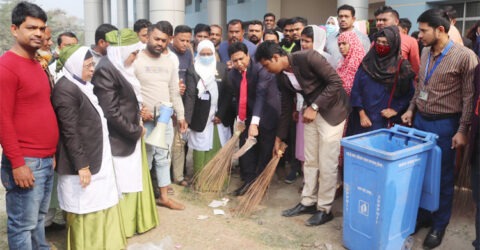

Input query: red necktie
[475,97,479,116]
[238,70,248,121]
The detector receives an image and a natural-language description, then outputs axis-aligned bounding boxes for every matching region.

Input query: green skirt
[66,204,126,250]
[119,140,159,237]
[192,125,222,175]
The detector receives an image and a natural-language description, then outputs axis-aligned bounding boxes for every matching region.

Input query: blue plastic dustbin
[341,125,441,250]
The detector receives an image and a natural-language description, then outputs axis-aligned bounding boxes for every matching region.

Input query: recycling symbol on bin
[359,200,369,216]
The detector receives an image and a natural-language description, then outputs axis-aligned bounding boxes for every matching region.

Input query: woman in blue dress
[347,26,415,135]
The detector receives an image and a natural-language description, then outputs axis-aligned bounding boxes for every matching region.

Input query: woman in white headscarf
[325,16,339,37]
[92,28,158,237]
[52,45,126,250]
[184,40,233,175]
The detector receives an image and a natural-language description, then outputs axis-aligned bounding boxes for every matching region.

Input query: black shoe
[305,211,334,226]
[45,222,66,232]
[232,181,252,196]
[281,203,317,217]
[423,228,445,249]
[284,170,297,184]
[414,217,432,234]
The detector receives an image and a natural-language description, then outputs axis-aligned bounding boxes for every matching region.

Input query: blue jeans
[1,155,54,250]
[144,120,174,188]
[413,114,459,231]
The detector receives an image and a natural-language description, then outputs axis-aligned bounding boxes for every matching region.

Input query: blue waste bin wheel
[401,236,414,250]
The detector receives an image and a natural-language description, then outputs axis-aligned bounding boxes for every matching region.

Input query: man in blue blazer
[227,42,281,196]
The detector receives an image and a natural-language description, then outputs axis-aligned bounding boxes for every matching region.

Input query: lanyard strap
[424,40,454,86]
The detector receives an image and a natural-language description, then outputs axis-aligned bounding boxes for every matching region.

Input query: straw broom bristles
[193,122,246,193]
[235,142,288,216]
[453,132,474,215]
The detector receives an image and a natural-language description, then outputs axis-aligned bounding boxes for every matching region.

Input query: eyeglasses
[83,62,96,69]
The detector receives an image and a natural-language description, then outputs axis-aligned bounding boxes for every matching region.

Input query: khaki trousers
[300,113,345,213]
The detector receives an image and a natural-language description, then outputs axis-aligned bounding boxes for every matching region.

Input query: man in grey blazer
[255,41,350,227]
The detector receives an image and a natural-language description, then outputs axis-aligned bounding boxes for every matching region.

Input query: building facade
[83,0,480,45]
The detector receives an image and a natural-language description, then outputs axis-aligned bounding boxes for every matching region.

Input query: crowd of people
[1,1,480,250]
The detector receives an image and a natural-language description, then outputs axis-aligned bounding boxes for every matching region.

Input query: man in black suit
[228,42,281,196]
[255,41,350,226]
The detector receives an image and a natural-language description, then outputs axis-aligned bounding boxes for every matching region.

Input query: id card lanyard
[424,40,454,86]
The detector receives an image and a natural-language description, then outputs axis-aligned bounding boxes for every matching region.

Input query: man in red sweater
[0,2,59,249]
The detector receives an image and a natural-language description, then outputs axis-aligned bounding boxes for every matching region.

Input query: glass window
[466,2,480,18]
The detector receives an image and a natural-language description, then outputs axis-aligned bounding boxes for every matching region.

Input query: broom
[235,142,288,216]
[452,129,474,215]
[193,122,246,193]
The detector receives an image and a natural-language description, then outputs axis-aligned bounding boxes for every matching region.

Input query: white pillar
[117,0,128,28]
[338,0,368,21]
[135,0,149,20]
[84,0,103,45]
[150,0,185,27]
[207,0,226,28]
[103,0,111,24]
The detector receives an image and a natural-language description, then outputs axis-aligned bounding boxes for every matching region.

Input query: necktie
[238,70,247,121]
[475,97,479,116]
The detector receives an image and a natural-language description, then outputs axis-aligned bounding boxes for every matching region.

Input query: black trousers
[238,126,276,183]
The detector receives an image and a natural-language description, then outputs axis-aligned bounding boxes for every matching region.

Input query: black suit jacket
[52,77,103,175]
[92,57,142,157]
[276,50,351,140]
[184,62,233,131]
[228,59,280,130]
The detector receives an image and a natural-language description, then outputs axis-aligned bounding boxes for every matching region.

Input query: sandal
[156,199,185,210]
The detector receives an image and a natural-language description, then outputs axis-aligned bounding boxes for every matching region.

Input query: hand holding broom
[193,121,246,193]
[235,141,288,216]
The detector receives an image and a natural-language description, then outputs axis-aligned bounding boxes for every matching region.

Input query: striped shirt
[408,41,478,134]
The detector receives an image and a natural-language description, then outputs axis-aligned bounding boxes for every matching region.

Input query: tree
[0,0,84,54]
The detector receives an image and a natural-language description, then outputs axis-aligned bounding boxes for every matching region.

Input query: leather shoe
[281,203,317,217]
[305,211,334,226]
[232,181,252,196]
[414,217,432,234]
[423,228,445,249]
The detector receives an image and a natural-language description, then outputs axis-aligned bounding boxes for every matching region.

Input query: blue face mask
[326,24,336,36]
[198,55,215,65]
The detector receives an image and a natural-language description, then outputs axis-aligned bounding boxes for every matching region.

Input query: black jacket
[52,77,103,175]
[92,57,143,156]
[184,62,233,131]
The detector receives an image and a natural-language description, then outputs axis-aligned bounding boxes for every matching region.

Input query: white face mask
[198,55,215,65]
[326,24,336,36]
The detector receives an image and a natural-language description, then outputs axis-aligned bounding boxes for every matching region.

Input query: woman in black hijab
[348,26,415,135]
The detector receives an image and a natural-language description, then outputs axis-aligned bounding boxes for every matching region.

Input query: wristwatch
[311,103,319,112]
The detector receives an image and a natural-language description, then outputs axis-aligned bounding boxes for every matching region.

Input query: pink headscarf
[336,31,365,96]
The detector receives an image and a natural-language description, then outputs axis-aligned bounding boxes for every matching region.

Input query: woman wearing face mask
[184,40,233,175]
[325,16,339,38]
[52,45,126,249]
[348,26,415,135]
